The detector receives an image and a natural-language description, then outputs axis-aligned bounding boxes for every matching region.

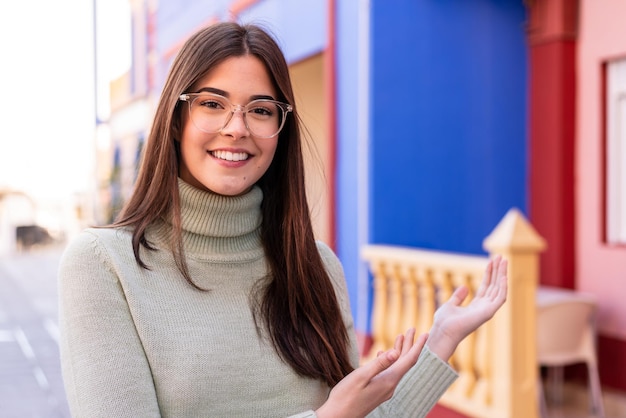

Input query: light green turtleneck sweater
[58,180,457,417]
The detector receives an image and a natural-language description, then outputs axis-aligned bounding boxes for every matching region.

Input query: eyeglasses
[179,92,293,138]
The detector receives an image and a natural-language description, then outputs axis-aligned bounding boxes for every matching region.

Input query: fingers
[394,332,428,370]
[486,256,496,286]
[372,329,427,375]
[475,258,492,298]
[477,255,507,300]
[494,259,508,303]
[400,328,415,355]
[363,347,400,384]
[393,333,404,353]
[486,257,507,301]
[448,285,469,307]
[376,328,419,361]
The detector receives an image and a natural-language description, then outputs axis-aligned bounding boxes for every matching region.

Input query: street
[0,248,70,417]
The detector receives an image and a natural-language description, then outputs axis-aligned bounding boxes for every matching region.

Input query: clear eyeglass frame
[178,92,293,139]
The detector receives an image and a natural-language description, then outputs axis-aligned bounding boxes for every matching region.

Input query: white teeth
[211,150,249,161]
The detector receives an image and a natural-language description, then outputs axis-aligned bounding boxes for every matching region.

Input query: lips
[210,150,250,162]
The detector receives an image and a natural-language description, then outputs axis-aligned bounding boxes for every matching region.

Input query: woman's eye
[248,104,274,117]
[199,100,223,109]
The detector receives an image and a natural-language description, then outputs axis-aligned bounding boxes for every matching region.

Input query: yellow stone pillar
[483,208,546,418]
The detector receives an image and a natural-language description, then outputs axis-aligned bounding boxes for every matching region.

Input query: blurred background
[0,0,130,249]
[0,0,625,417]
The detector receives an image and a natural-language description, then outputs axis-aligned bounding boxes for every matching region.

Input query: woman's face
[178,55,280,196]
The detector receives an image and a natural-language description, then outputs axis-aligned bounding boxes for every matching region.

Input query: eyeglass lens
[188,93,286,138]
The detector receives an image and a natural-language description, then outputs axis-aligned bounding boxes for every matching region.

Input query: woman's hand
[427,255,508,361]
[315,329,428,418]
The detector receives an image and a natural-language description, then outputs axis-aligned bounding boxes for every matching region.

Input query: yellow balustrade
[361,208,546,418]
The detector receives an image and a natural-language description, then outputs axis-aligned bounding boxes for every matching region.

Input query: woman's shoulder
[315,240,347,289]
[315,241,354,330]
[65,226,132,250]
[315,241,343,272]
[60,227,133,266]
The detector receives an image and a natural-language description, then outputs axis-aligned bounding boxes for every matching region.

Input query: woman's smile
[210,149,250,162]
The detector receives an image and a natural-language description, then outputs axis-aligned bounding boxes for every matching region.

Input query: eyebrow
[194,87,276,102]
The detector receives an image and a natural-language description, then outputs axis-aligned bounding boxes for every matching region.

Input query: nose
[219,106,249,139]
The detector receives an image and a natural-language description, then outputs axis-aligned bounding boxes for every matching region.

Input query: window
[606,58,626,244]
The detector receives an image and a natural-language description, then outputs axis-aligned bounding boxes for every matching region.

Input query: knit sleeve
[367,346,458,417]
[316,242,458,418]
[58,230,161,418]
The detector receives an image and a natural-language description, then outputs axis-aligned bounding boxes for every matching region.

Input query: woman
[58,22,508,417]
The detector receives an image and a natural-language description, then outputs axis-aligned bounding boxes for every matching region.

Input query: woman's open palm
[428,255,508,361]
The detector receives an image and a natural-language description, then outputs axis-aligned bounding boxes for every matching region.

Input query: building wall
[335,0,528,334]
[578,0,626,341]
[526,0,577,291]
[370,1,527,253]
[289,54,333,245]
[155,0,327,90]
[335,0,370,337]
[577,0,626,389]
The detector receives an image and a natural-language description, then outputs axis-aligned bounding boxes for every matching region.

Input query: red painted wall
[526,0,578,291]
[528,40,577,290]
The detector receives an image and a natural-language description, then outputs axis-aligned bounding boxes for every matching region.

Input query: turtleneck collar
[151,178,265,262]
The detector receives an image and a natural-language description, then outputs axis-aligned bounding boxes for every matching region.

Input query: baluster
[419,268,436,335]
[401,265,418,334]
[386,263,404,347]
[472,310,492,405]
[438,269,453,303]
[369,260,388,358]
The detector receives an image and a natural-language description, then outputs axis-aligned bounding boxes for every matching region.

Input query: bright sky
[0,0,130,201]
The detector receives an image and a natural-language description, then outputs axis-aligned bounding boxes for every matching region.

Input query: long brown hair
[113,22,353,387]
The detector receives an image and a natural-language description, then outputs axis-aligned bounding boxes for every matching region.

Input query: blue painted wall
[369,1,527,253]
[335,0,528,334]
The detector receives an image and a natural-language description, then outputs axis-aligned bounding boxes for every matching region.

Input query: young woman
[58,22,508,418]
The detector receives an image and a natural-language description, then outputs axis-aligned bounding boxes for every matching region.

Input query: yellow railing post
[482,208,546,418]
